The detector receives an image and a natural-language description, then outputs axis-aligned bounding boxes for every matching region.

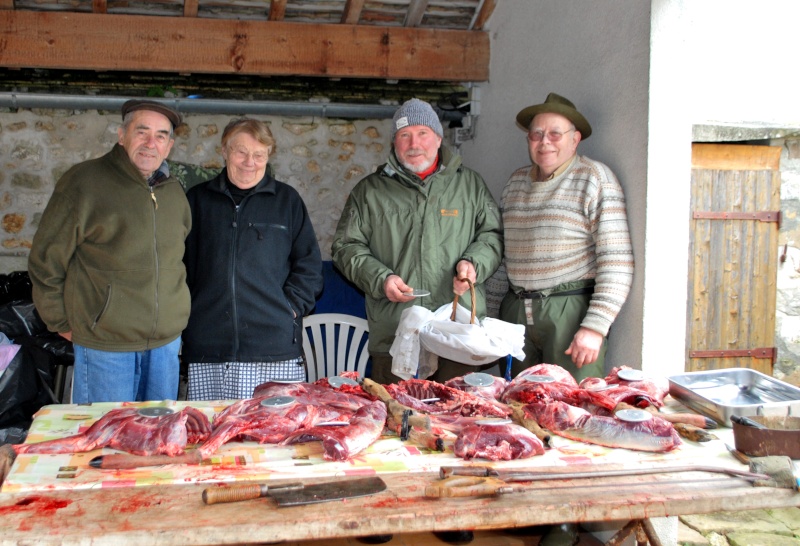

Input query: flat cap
[121,99,182,129]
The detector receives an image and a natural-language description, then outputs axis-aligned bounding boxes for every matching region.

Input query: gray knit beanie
[391,98,444,140]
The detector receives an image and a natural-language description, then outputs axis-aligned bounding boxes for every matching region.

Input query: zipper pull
[150,188,158,210]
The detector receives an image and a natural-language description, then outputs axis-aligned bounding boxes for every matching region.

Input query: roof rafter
[0,11,489,82]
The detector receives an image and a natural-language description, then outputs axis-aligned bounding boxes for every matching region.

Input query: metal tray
[668,368,800,426]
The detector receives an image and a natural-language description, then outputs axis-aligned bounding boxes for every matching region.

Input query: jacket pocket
[91,284,113,330]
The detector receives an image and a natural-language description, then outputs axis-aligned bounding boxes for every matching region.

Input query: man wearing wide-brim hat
[28,99,191,404]
[498,92,634,382]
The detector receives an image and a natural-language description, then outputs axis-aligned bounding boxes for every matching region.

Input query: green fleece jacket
[332,145,503,353]
[28,144,191,352]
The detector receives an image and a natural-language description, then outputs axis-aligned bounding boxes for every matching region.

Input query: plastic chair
[301,313,370,382]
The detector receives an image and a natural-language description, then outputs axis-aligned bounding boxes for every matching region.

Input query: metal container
[732,415,800,458]
[668,368,800,426]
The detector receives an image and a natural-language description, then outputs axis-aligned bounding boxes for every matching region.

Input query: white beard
[400,154,436,174]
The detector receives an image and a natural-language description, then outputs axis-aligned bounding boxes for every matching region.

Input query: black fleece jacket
[182,170,323,363]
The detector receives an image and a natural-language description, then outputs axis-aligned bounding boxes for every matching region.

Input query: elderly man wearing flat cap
[29,99,191,403]
[499,93,634,382]
[333,98,503,384]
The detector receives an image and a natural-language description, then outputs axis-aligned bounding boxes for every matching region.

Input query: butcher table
[0,400,798,545]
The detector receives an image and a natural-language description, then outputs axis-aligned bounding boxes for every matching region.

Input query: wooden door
[686,143,781,374]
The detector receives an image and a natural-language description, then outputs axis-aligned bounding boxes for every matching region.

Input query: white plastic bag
[421,302,525,366]
[390,297,525,380]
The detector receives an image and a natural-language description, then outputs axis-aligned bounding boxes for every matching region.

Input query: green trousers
[499,280,606,382]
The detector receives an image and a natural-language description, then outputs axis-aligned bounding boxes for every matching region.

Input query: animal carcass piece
[445,373,508,402]
[252,380,372,413]
[521,401,681,453]
[576,366,669,412]
[454,421,545,461]
[502,364,581,406]
[198,395,355,458]
[13,407,211,457]
[282,400,388,461]
[384,379,511,418]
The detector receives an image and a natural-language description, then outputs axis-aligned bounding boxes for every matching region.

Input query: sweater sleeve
[580,161,634,336]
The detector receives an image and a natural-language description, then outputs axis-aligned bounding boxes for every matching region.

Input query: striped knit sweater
[500,154,634,336]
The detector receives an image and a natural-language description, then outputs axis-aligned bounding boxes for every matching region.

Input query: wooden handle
[450,278,476,324]
[425,476,511,498]
[202,484,268,505]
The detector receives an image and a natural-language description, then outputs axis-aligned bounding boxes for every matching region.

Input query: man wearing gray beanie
[332,98,503,384]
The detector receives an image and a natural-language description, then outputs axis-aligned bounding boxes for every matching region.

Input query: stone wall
[776,138,800,384]
[0,108,396,270]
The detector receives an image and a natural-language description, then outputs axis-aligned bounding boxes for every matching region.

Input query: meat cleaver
[202,476,387,507]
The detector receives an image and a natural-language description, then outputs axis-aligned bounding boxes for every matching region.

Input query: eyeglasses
[527,129,575,143]
[230,147,269,163]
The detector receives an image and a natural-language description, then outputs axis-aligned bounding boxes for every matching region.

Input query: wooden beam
[0,11,489,81]
[340,0,365,25]
[0,0,14,9]
[404,0,428,27]
[471,0,497,30]
[183,0,198,18]
[92,0,107,14]
[268,0,287,21]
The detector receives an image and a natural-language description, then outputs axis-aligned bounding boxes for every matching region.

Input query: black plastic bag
[0,342,58,431]
[0,300,48,338]
[0,271,33,306]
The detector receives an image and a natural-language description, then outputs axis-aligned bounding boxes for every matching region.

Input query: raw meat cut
[252,380,372,412]
[502,364,581,406]
[311,371,377,402]
[13,406,211,457]
[198,394,354,458]
[384,379,511,418]
[445,373,508,402]
[282,400,388,461]
[454,421,545,461]
[604,366,670,403]
[520,400,681,452]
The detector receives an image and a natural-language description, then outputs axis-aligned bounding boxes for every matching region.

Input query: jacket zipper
[149,185,159,345]
[230,200,241,357]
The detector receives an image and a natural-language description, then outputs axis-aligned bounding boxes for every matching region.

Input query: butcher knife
[202,476,387,507]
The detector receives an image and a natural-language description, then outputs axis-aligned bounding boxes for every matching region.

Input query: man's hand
[565,327,603,368]
[453,260,477,296]
[384,274,415,303]
[60,331,73,342]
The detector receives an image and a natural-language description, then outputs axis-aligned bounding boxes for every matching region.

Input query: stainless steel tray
[668,368,800,426]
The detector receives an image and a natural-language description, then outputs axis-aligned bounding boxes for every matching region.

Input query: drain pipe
[0,93,465,122]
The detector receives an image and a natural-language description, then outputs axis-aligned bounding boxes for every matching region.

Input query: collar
[147,161,171,187]
[531,154,577,182]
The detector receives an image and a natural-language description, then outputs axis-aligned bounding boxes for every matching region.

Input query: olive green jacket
[332,145,503,352]
[28,144,191,351]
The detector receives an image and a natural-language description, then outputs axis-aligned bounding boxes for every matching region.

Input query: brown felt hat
[121,99,182,129]
[515,92,592,139]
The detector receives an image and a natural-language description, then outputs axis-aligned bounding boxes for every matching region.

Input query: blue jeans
[72,337,182,403]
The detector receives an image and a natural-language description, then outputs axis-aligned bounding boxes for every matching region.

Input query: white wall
[647,0,800,378]
[461,0,652,370]
[465,0,800,381]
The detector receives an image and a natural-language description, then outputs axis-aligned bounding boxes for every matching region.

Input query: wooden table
[1,461,798,545]
[1,401,798,545]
